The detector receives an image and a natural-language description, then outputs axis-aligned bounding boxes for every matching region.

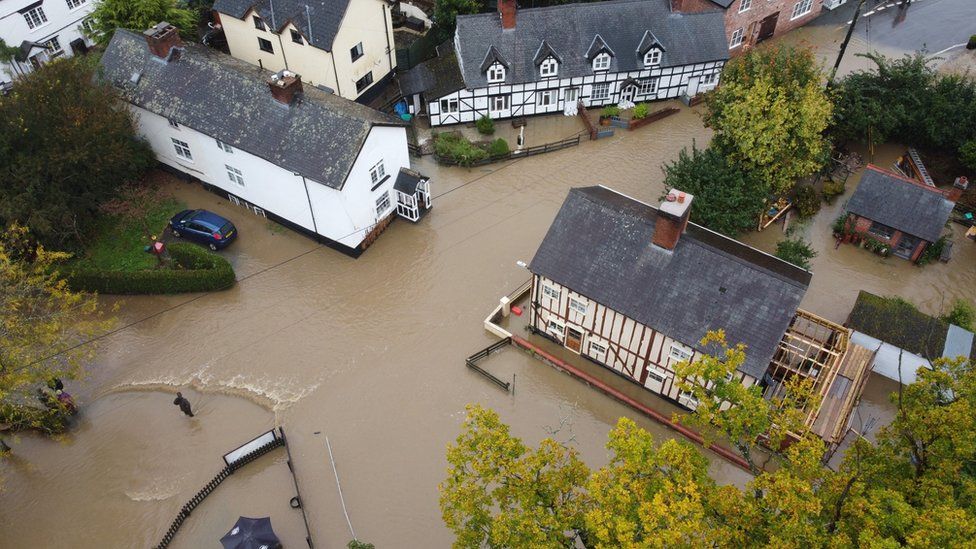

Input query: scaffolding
[765,310,874,449]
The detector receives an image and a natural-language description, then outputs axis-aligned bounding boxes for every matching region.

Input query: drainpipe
[297,173,320,235]
[330,51,343,97]
[276,31,290,71]
[382,4,394,72]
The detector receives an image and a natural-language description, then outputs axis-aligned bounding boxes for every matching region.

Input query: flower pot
[599,117,611,126]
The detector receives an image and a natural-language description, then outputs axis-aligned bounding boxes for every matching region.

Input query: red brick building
[843,166,964,263]
[671,0,823,54]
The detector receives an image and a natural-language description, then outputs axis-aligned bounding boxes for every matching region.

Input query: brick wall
[721,0,823,54]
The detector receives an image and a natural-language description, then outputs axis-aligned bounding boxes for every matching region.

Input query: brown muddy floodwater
[1,100,968,547]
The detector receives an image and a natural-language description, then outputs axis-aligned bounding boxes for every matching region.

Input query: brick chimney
[499,0,516,30]
[652,190,694,251]
[947,176,969,202]
[268,70,303,105]
[143,22,183,61]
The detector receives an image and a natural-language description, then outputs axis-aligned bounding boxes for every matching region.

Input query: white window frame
[369,160,386,185]
[638,78,657,96]
[375,191,391,217]
[592,53,611,71]
[487,63,505,83]
[791,0,813,20]
[569,297,587,315]
[66,0,88,10]
[537,89,555,107]
[226,165,245,187]
[679,390,700,408]
[589,341,608,362]
[739,0,752,12]
[643,49,661,67]
[646,368,666,384]
[24,6,48,30]
[350,42,364,62]
[216,139,233,153]
[730,28,744,49]
[668,342,693,364]
[547,318,565,337]
[171,138,192,160]
[591,82,610,101]
[489,94,509,112]
[43,37,63,58]
[439,97,459,114]
[542,284,561,301]
[702,72,717,86]
[540,57,558,77]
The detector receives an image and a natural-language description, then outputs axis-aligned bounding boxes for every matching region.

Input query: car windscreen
[220,223,234,235]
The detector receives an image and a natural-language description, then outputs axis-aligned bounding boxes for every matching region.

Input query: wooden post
[827,0,867,87]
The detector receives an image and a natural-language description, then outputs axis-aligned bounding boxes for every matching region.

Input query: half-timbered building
[401,0,729,126]
[527,187,873,449]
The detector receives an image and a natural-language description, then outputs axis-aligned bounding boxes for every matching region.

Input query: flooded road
[4,24,975,546]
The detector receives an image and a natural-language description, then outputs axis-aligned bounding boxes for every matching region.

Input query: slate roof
[707,0,734,8]
[846,165,954,242]
[454,0,729,89]
[393,167,425,194]
[398,42,465,99]
[212,0,352,51]
[529,186,811,379]
[99,29,405,190]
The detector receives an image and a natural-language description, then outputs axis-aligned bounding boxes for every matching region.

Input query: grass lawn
[71,197,186,272]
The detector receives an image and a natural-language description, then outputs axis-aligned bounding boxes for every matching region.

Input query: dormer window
[644,49,661,67]
[540,57,558,77]
[253,15,265,31]
[487,62,505,83]
[592,53,611,71]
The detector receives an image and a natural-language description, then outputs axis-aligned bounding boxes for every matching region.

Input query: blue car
[169,209,237,250]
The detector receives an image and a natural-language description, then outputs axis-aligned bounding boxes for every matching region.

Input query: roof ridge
[865,164,948,196]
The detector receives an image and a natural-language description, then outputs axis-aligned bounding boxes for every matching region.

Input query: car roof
[191,210,231,229]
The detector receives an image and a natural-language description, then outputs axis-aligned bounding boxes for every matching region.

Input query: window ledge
[371,174,391,191]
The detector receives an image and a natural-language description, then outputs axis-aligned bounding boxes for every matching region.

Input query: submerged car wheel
[209,243,218,251]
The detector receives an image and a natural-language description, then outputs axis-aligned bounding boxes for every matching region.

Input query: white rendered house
[212,0,397,103]
[100,23,430,257]
[400,0,729,126]
[0,0,96,85]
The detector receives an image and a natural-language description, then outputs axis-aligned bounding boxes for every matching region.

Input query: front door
[620,85,636,103]
[756,12,779,43]
[565,326,583,354]
[894,234,920,259]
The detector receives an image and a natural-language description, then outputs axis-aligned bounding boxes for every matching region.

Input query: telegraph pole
[827,0,868,87]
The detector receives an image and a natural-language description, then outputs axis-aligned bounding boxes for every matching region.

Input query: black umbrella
[219,516,282,549]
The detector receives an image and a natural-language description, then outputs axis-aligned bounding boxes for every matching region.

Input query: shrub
[968,35,976,50]
[774,238,817,270]
[63,242,235,294]
[917,235,948,266]
[831,213,849,236]
[488,138,509,156]
[475,114,495,135]
[822,179,846,203]
[600,105,620,118]
[941,299,976,330]
[632,103,650,120]
[792,184,821,217]
[960,140,976,171]
[433,132,488,166]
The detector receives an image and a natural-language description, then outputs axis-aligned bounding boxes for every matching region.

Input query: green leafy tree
[86,0,199,45]
[662,143,769,237]
[432,0,481,40]
[0,58,154,248]
[0,224,112,440]
[941,299,976,331]
[960,140,976,172]
[704,46,832,196]
[775,238,817,270]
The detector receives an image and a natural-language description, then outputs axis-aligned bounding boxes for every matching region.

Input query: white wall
[129,103,408,250]
[1,0,96,82]
[851,331,930,385]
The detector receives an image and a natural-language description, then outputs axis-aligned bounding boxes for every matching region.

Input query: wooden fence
[465,337,513,391]
[433,134,581,167]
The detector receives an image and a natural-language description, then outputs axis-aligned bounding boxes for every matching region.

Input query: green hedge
[63,243,236,294]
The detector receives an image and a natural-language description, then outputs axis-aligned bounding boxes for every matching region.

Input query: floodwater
[5,29,974,546]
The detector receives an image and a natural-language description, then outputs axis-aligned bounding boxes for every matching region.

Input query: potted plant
[599,105,620,126]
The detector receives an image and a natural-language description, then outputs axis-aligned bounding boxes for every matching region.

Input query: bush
[774,238,817,270]
[960,140,976,171]
[433,132,488,166]
[831,213,849,236]
[632,103,650,120]
[475,114,495,135]
[487,138,509,156]
[63,242,235,294]
[822,179,846,203]
[600,105,620,118]
[968,35,976,50]
[792,184,821,217]
[941,299,976,330]
[917,235,949,266]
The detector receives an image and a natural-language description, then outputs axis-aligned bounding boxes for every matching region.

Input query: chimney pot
[653,190,695,251]
[143,22,183,61]
[498,0,517,30]
[268,70,303,105]
[947,176,969,202]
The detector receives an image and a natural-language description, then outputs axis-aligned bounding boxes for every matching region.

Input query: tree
[775,238,817,270]
[704,46,832,196]
[0,224,112,439]
[662,143,769,237]
[439,405,590,548]
[0,58,154,248]
[941,299,976,331]
[86,0,199,46]
[432,0,481,40]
